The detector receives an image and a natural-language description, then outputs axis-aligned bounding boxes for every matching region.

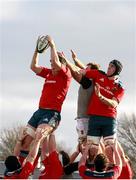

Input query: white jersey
[77,81,94,118]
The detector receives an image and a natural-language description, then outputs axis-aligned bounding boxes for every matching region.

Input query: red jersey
[49,151,63,178]
[18,155,25,165]
[118,162,133,179]
[85,69,124,118]
[37,66,72,112]
[79,165,121,179]
[39,157,50,179]
[39,151,63,179]
[4,161,33,179]
[18,152,39,174]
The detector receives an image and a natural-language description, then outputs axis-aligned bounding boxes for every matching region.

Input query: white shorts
[76,117,89,138]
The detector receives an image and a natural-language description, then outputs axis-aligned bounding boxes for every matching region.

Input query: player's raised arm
[71,50,86,69]
[46,35,62,71]
[58,52,84,82]
[30,36,44,74]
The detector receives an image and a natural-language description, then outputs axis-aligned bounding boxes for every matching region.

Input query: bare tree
[117,113,136,178]
[0,126,23,160]
[0,126,71,160]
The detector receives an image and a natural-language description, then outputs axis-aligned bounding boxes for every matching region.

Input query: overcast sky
[0,0,136,149]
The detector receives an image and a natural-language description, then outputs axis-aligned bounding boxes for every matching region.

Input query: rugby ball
[36,36,49,53]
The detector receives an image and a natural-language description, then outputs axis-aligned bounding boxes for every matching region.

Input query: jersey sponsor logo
[99,78,104,82]
[99,84,114,95]
[45,80,56,84]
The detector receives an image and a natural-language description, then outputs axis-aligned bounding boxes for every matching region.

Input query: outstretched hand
[35,35,41,50]
[71,49,77,60]
[57,51,66,59]
[35,127,53,142]
[57,51,67,64]
[45,35,55,48]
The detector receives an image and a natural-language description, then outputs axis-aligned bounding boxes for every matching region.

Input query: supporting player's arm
[116,141,127,166]
[71,50,86,69]
[48,133,57,154]
[58,52,84,82]
[79,144,89,167]
[41,138,48,161]
[69,144,80,163]
[25,128,44,164]
[14,128,28,156]
[95,83,118,108]
[112,141,122,171]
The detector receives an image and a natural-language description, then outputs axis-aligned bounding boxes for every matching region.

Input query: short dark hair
[5,155,21,172]
[64,162,78,175]
[94,153,108,172]
[59,150,70,166]
[58,55,66,65]
[110,59,123,76]
[86,62,100,70]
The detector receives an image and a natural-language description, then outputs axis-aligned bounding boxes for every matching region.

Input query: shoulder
[49,150,58,157]
[98,70,107,75]
[90,69,107,78]
[48,151,59,163]
[19,161,33,177]
[79,76,93,89]
[36,67,51,77]
[112,165,122,178]
[59,65,72,78]
[85,69,101,80]
[79,165,87,172]
[22,161,33,170]
[112,165,122,174]
[115,80,125,90]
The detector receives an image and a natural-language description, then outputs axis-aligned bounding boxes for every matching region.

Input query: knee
[26,126,36,138]
[21,126,35,150]
[21,135,33,150]
[104,138,115,150]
